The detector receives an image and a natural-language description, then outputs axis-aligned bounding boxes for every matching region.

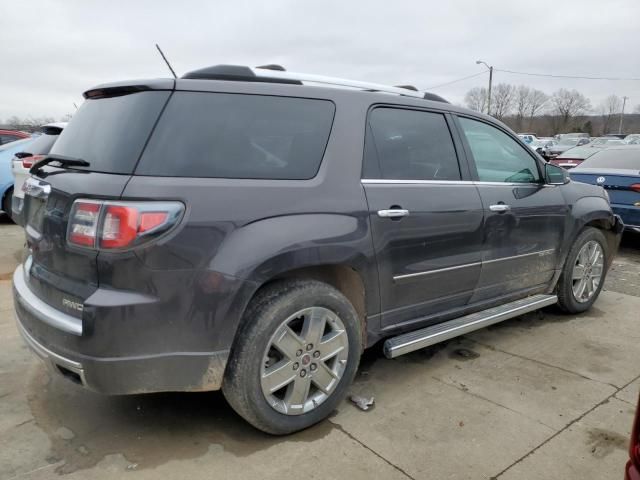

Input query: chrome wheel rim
[261,307,349,415]
[572,240,604,303]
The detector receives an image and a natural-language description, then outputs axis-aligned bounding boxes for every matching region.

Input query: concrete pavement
[0,217,638,480]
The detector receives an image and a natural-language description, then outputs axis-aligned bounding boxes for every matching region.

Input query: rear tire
[556,227,609,313]
[222,280,362,435]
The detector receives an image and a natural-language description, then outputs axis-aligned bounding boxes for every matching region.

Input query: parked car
[547,137,586,158]
[627,394,640,480]
[569,146,640,233]
[10,123,66,225]
[625,134,640,144]
[548,145,604,169]
[528,139,555,159]
[589,137,626,147]
[13,65,623,434]
[0,129,30,146]
[0,137,35,218]
[517,134,536,144]
[603,133,627,139]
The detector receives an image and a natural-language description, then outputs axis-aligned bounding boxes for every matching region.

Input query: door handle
[378,209,410,218]
[489,204,511,213]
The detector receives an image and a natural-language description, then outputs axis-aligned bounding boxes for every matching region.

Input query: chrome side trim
[362,179,475,185]
[394,261,481,282]
[13,266,83,336]
[383,294,558,358]
[392,249,555,282]
[361,179,545,187]
[484,248,555,265]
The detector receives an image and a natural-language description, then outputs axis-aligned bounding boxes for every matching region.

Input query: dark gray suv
[13,65,623,434]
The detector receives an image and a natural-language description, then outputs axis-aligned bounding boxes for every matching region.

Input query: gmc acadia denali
[13,65,623,434]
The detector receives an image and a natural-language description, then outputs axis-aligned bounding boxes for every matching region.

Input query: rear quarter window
[135,92,335,179]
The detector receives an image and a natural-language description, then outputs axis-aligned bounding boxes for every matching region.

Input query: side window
[458,117,541,183]
[364,108,461,181]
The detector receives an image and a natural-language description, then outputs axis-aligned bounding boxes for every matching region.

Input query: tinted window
[51,91,171,174]
[577,149,640,169]
[20,133,58,155]
[136,92,335,179]
[459,117,541,183]
[364,108,460,180]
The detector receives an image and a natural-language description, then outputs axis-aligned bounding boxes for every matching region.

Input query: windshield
[50,91,171,174]
[558,138,580,146]
[576,149,640,170]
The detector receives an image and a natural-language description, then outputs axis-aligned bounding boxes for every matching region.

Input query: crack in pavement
[490,371,640,479]
[468,338,620,390]
[430,376,557,432]
[329,420,416,480]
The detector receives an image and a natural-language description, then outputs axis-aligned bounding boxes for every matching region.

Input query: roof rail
[181,64,449,103]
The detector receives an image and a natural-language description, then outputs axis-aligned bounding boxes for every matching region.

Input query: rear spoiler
[83,79,175,99]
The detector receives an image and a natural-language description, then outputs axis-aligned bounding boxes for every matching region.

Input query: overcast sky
[1,0,639,120]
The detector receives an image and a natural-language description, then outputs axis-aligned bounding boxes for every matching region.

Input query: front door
[455,116,568,302]
[362,107,484,329]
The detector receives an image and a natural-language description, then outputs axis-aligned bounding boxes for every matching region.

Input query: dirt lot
[1,214,638,480]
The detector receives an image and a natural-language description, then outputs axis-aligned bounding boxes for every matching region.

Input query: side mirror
[545,163,570,185]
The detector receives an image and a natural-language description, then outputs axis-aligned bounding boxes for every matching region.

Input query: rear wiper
[30,154,90,174]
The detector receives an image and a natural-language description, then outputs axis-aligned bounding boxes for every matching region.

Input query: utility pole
[618,96,629,134]
[476,60,493,115]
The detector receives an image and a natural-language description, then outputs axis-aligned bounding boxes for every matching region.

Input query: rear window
[135,92,335,179]
[50,91,171,174]
[577,149,640,170]
[20,133,59,155]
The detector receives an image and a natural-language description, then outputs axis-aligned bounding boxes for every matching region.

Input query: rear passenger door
[455,116,568,301]
[362,107,484,329]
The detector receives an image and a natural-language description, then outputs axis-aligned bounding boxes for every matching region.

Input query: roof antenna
[155,43,177,79]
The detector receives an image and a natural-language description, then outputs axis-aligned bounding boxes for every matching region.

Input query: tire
[556,227,609,313]
[222,280,362,435]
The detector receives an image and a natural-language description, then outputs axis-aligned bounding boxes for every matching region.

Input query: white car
[11,123,66,222]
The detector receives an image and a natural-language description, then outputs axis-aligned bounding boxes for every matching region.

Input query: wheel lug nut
[300,369,307,377]
[310,363,317,371]
[306,344,314,351]
[313,351,320,358]
[292,362,299,370]
[296,349,303,357]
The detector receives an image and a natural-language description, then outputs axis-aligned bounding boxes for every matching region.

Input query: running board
[383,294,558,359]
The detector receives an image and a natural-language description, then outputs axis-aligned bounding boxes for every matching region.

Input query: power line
[495,68,640,81]
[426,71,487,90]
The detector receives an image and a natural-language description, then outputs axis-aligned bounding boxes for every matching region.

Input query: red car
[0,129,30,145]
[548,146,603,169]
[627,394,640,480]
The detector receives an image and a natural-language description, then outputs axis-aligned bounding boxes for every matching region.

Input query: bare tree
[464,87,488,113]
[599,95,622,135]
[491,83,515,120]
[527,89,549,128]
[514,85,531,131]
[551,89,591,132]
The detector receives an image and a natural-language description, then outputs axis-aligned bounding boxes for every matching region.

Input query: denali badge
[596,176,606,184]
[62,298,84,312]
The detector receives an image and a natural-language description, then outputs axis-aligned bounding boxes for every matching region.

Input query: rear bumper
[13,265,230,394]
[611,204,640,233]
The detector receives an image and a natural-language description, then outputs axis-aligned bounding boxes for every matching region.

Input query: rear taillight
[68,200,184,250]
[631,397,640,469]
[22,154,44,169]
[630,184,640,193]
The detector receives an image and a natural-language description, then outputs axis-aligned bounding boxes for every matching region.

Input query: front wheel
[556,227,609,313]
[222,280,362,435]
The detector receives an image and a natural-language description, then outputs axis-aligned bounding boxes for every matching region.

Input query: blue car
[569,146,640,233]
[0,137,35,216]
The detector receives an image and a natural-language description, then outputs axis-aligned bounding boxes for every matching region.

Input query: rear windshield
[50,91,171,174]
[135,92,335,179]
[577,149,640,169]
[20,132,59,155]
